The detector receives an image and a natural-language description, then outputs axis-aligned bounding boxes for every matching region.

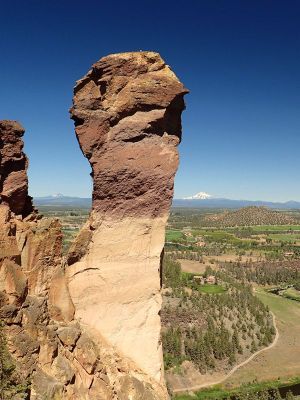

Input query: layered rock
[0,51,187,400]
[0,120,168,399]
[0,120,33,217]
[69,51,188,385]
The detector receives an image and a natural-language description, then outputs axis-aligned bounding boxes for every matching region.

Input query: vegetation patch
[0,322,29,398]
[173,377,300,399]
[203,206,296,228]
[166,230,186,242]
[198,284,226,294]
[162,257,275,376]
[282,287,300,302]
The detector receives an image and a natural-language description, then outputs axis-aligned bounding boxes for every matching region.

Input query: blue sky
[1,0,300,201]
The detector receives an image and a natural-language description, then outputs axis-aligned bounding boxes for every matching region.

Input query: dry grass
[178,255,263,276]
[223,289,300,388]
[178,259,215,274]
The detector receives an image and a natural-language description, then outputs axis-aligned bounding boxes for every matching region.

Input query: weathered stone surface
[0,259,27,304]
[68,51,187,390]
[0,50,187,400]
[31,369,64,400]
[57,326,81,349]
[67,223,92,265]
[89,377,113,399]
[0,303,19,322]
[0,203,11,224]
[72,357,94,390]
[18,218,63,295]
[38,339,58,370]
[52,354,75,385]
[73,333,98,374]
[118,376,161,400]
[0,120,33,216]
[48,267,75,322]
[71,51,188,218]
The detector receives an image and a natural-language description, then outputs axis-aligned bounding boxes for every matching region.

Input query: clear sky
[1,0,300,201]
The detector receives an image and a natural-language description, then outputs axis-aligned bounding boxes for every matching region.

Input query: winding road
[172,312,279,395]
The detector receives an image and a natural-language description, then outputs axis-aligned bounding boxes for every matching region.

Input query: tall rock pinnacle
[69,52,188,386]
[0,120,33,216]
[0,52,187,399]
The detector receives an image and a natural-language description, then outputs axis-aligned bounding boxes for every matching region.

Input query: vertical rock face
[69,52,188,383]
[0,120,33,216]
[0,52,187,400]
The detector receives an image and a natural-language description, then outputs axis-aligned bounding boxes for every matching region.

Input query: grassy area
[282,287,300,301]
[172,289,300,398]
[203,231,241,243]
[268,233,300,242]
[255,287,300,319]
[251,225,300,232]
[173,377,300,399]
[166,230,185,241]
[198,284,226,294]
[222,288,300,388]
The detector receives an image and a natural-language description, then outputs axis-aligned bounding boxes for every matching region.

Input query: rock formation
[0,51,187,400]
[0,121,33,217]
[69,51,188,383]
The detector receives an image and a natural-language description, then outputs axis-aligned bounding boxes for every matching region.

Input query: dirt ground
[204,253,263,264]
[178,259,215,274]
[178,253,263,275]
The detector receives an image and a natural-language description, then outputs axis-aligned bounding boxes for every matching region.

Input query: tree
[270,388,282,400]
[286,391,295,400]
[294,280,300,291]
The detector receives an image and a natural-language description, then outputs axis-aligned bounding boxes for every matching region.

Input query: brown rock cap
[0,120,33,216]
[71,51,188,218]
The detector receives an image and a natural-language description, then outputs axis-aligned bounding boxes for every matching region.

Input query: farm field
[178,259,209,274]
[164,207,300,399]
[166,229,185,241]
[251,225,300,232]
[198,284,225,294]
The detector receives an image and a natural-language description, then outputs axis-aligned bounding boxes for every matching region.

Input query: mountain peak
[183,191,213,200]
[51,193,64,198]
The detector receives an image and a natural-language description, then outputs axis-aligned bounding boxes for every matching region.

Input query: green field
[166,230,185,241]
[282,287,300,301]
[198,284,226,294]
[174,377,300,400]
[268,233,300,242]
[251,225,300,232]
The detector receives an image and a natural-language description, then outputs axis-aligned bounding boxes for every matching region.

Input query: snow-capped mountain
[174,193,300,209]
[183,192,213,200]
[51,193,65,198]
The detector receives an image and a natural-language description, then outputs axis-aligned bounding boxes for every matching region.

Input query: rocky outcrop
[0,120,169,399]
[0,120,33,217]
[69,51,188,386]
[0,51,187,400]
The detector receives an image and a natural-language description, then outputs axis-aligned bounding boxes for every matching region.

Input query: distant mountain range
[33,193,300,209]
[183,191,213,200]
[174,192,300,209]
[33,194,92,207]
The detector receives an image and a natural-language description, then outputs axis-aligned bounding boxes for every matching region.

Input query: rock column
[68,52,188,383]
